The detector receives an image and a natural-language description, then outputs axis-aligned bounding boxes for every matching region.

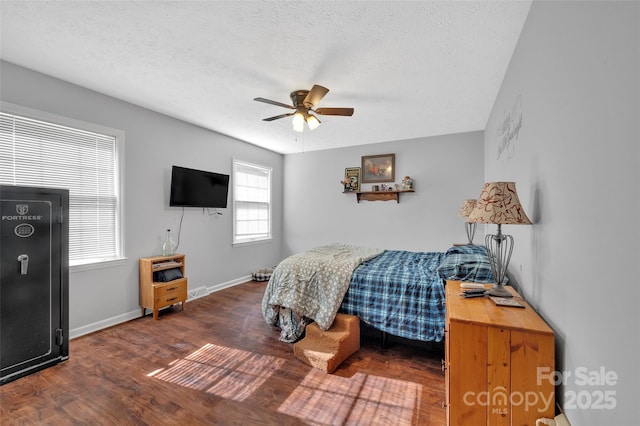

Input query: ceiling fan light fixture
[306,114,321,130]
[292,112,305,132]
[255,84,353,133]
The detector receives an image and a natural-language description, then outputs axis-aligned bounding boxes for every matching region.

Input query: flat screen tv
[170,165,229,208]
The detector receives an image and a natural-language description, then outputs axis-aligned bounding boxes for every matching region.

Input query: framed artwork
[344,167,361,192]
[361,153,395,183]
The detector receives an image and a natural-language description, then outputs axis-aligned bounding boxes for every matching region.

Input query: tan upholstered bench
[293,313,360,373]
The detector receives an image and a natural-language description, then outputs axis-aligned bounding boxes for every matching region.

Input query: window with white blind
[233,160,272,244]
[0,105,124,267]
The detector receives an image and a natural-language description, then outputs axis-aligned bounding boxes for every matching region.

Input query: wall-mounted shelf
[344,190,415,203]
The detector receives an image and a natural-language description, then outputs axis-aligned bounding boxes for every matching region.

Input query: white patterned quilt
[261,243,384,341]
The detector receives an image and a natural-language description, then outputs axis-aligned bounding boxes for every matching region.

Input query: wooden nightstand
[139,254,187,320]
[444,281,555,425]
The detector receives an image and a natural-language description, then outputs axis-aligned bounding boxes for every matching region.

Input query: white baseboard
[69,310,141,339]
[69,275,252,339]
[207,274,252,294]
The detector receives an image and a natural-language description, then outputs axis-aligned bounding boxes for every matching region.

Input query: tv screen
[170,166,229,208]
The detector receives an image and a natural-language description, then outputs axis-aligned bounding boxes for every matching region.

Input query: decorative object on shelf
[340,177,351,190]
[161,229,176,256]
[467,182,531,298]
[361,153,395,183]
[402,176,413,190]
[458,199,478,245]
[342,167,360,192]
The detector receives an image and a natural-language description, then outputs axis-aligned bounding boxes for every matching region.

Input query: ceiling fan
[254,84,354,132]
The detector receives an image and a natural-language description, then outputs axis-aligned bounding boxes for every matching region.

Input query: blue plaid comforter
[340,250,446,342]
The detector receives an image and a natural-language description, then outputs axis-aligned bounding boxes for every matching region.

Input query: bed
[261,243,494,343]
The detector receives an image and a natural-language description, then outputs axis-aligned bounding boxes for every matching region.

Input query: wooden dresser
[444,281,555,425]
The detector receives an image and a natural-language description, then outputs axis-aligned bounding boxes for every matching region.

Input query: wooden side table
[139,254,187,320]
[444,280,555,425]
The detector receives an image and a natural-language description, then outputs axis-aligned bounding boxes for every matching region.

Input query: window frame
[232,159,272,246]
[0,101,126,271]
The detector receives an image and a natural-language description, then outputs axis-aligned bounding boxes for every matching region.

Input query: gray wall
[1,60,284,337]
[484,1,639,424]
[4,2,639,421]
[282,132,485,256]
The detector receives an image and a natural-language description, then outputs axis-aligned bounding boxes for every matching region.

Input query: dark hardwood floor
[0,281,446,425]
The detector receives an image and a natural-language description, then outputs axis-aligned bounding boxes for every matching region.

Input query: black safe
[0,185,69,385]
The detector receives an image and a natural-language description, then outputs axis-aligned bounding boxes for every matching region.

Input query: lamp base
[465,222,476,245]
[488,284,513,298]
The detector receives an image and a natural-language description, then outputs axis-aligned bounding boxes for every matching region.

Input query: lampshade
[458,199,477,218]
[467,182,531,225]
[292,112,305,132]
[306,114,321,130]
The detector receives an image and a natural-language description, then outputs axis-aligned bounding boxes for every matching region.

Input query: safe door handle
[17,254,29,275]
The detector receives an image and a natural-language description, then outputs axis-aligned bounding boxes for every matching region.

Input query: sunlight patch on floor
[148,343,285,401]
[277,369,422,425]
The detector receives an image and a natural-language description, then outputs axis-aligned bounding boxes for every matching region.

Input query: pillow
[444,244,490,256]
[437,245,496,283]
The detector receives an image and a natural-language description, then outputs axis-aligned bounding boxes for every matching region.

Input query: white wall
[484,1,639,424]
[1,60,284,336]
[283,132,485,256]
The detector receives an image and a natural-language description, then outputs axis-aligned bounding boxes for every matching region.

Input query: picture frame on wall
[361,153,395,183]
[344,167,361,192]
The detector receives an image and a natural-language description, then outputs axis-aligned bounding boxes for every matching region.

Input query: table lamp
[458,199,477,244]
[467,182,531,297]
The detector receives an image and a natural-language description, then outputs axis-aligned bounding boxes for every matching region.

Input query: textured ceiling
[0,1,531,154]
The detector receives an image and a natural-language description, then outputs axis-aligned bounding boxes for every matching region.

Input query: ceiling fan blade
[262,112,294,121]
[254,97,294,109]
[314,107,354,116]
[303,85,329,108]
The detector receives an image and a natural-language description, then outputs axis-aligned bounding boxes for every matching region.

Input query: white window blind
[0,111,121,266]
[233,160,271,244]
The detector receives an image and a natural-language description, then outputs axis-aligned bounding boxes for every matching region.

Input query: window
[233,160,271,244]
[0,104,124,267]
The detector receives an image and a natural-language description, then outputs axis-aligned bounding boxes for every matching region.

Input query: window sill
[233,238,273,247]
[70,257,128,273]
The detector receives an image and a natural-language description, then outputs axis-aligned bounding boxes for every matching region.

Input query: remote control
[460,282,485,290]
[461,291,486,298]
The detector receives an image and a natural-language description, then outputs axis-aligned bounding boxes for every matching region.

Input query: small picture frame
[344,167,361,192]
[361,154,395,183]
